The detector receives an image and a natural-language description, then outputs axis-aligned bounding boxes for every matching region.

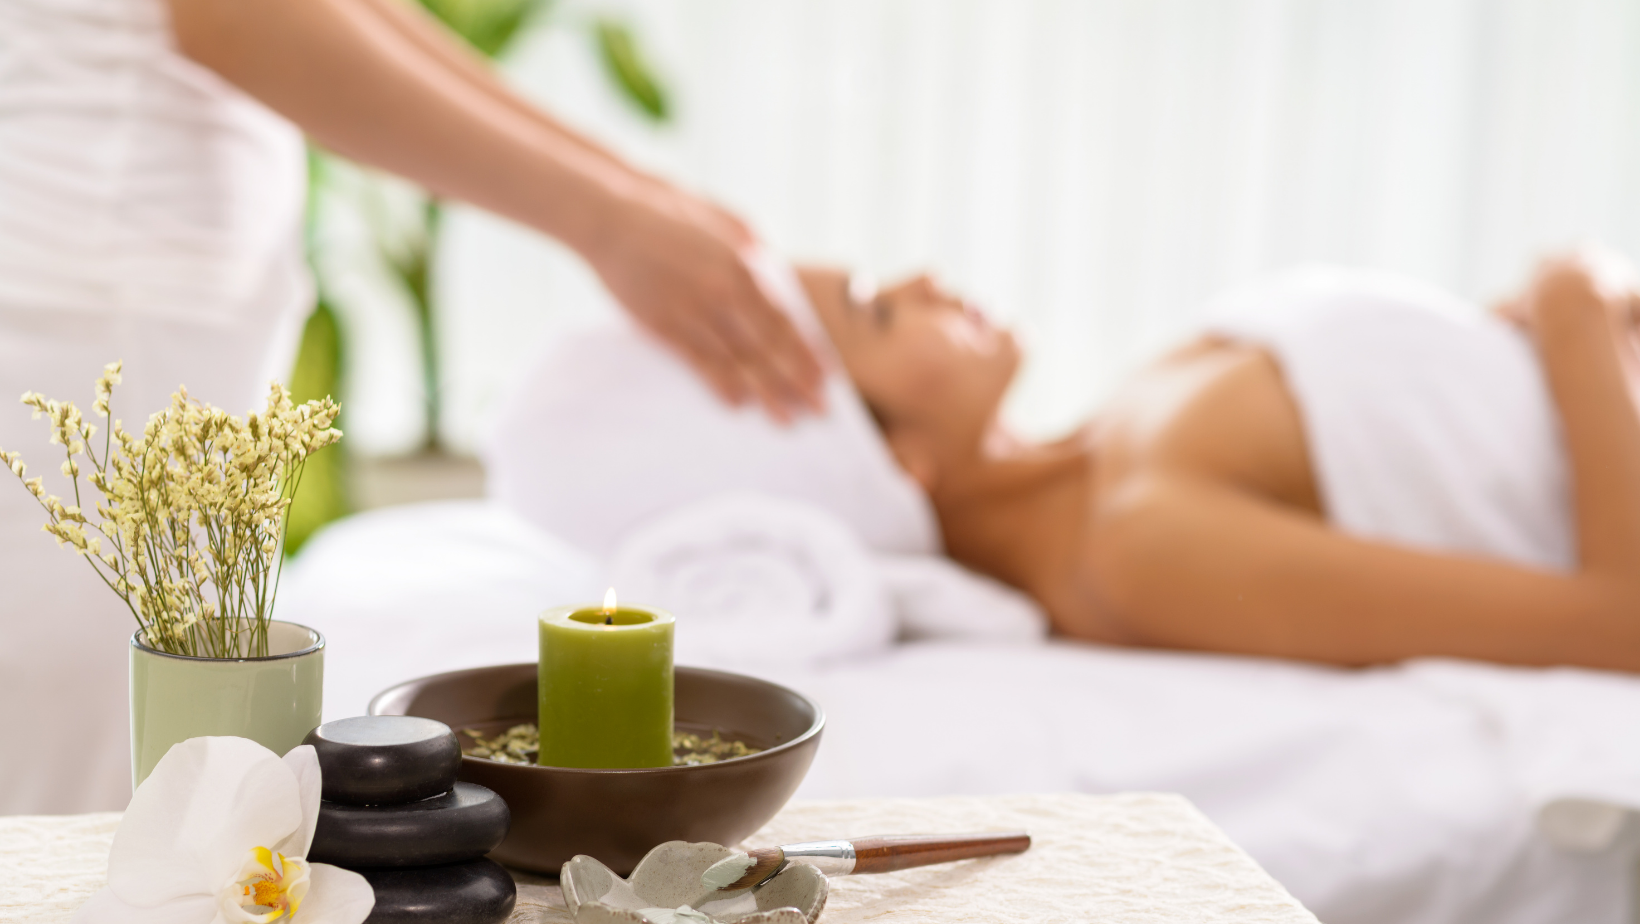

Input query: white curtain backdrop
[321,0,1640,453]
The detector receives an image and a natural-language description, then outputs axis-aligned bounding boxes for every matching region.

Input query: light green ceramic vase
[129,620,325,789]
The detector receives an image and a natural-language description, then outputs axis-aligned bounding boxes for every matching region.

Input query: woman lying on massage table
[795,252,1640,671]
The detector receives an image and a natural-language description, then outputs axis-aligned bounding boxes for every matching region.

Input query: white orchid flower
[72,737,374,924]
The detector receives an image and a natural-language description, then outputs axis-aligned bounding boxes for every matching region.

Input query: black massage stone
[358,858,517,924]
[308,782,510,868]
[303,715,462,806]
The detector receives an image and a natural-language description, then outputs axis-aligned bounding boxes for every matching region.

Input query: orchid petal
[109,738,303,906]
[294,864,375,924]
[70,886,219,924]
[275,745,322,858]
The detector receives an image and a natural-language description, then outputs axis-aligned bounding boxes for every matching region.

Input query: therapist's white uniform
[0,0,309,813]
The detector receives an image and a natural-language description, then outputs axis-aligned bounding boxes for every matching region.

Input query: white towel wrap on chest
[1205,266,1575,571]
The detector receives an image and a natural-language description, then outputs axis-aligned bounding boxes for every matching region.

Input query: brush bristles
[719,847,786,891]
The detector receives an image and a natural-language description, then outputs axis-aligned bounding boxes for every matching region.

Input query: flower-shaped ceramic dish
[370,663,824,875]
[562,841,828,924]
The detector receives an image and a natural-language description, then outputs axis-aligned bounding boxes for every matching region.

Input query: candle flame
[602,587,617,614]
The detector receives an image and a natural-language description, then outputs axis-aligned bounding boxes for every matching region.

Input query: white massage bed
[288,259,1640,923]
[281,500,1640,924]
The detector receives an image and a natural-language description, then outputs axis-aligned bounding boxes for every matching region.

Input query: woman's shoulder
[1093,340,1323,518]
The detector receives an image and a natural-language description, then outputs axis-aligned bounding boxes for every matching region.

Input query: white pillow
[481,254,938,560]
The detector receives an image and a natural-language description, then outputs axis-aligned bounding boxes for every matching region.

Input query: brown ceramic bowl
[369,663,824,876]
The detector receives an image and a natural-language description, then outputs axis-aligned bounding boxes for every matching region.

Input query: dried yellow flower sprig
[0,362,342,658]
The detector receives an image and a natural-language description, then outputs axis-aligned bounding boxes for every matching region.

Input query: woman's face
[805,268,1020,441]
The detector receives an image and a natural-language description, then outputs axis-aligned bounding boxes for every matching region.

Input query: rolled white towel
[610,493,894,669]
[610,493,1052,670]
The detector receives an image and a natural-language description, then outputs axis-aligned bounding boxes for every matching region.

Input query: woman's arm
[1528,256,1640,578]
[166,0,821,417]
[1086,255,1640,670]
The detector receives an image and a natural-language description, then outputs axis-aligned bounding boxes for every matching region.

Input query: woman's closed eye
[872,295,895,330]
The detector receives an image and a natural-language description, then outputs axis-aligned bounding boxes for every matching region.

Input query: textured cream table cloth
[2,793,1317,923]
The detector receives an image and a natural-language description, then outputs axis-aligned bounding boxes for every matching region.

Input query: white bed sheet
[278,502,1640,924]
[768,644,1640,924]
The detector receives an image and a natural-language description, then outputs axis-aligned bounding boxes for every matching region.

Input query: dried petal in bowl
[562,841,827,924]
[463,724,762,767]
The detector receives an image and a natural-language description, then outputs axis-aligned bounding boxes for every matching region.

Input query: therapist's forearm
[355,0,757,249]
[353,0,641,186]
[166,0,637,256]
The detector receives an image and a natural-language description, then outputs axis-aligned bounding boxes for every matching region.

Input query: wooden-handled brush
[703,832,1032,892]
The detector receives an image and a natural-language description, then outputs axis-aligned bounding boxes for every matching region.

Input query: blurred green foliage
[381,0,675,454]
[417,0,549,59]
[284,297,349,555]
[595,19,669,121]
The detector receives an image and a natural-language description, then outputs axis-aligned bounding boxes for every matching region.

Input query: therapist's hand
[585,187,826,421]
[164,0,824,417]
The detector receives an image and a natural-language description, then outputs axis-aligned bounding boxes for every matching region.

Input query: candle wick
[604,616,614,625]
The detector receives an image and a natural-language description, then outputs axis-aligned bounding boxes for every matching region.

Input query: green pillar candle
[538,601,675,769]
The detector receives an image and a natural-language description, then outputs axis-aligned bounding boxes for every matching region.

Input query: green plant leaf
[418,0,550,59]
[594,18,671,122]
[284,298,351,554]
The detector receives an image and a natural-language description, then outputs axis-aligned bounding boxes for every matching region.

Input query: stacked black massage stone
[305,716,515,924]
